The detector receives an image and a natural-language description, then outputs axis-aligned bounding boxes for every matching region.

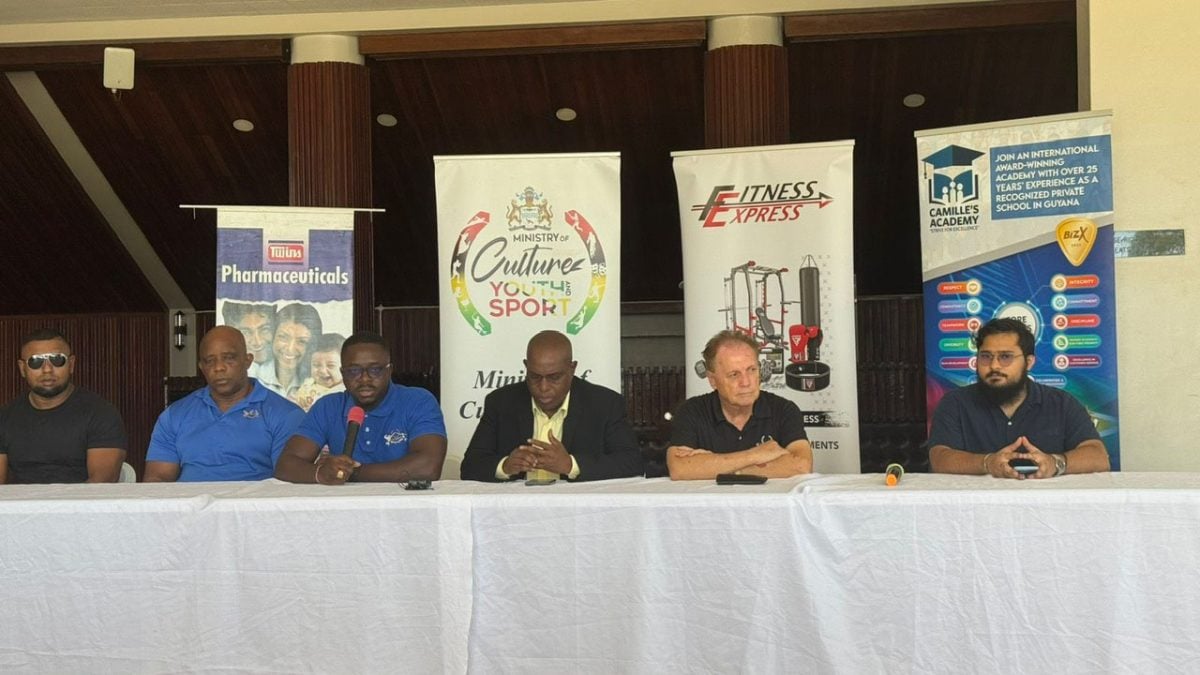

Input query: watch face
[1054,454,1067,475]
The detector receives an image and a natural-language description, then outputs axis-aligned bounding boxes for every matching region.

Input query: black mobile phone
[1008,458,1038,475]
[716,473,768,485]
[404,480,432,490]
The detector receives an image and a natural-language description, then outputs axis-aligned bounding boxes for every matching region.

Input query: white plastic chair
[119,462,137,483]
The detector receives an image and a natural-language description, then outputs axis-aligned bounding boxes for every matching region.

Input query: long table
[3,473,1200,673]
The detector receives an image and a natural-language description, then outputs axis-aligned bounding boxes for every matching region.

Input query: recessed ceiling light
[376,113,398,127]
[555,107,577,122]
[902,93,926,108]
[232,118,254,132]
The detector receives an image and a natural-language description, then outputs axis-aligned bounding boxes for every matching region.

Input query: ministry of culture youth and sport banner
[215,206,355,411]
[673,141,861,473]
[915,111,1120,468]
[435,153,621,475]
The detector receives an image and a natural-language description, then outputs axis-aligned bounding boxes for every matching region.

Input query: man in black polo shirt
[667,330,812,480]
[927,317,1109,479]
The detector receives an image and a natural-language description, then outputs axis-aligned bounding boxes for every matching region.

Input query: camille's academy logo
[921,144,984,232]
[692,181,832,228]
[449,186,608,337]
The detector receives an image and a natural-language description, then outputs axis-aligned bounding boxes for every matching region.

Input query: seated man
[667,330,812,480]
[461,330,643,482]
[275,331,447,484]
[144,326,304,482]
[927,317,1110,479]
[0,328,126,483]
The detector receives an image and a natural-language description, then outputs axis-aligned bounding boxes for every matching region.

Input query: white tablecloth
[3,473,1200,673]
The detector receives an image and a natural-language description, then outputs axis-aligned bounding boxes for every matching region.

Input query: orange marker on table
[885,463,904,487]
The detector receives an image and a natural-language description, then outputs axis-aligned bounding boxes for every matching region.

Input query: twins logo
[384,430,408,446]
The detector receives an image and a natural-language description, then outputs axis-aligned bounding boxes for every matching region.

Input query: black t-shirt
[670,391,808,453]
[0,388,128,484]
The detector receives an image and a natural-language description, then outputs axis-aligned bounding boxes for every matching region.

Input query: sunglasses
[340,364,390,380]
[26,352,69,369]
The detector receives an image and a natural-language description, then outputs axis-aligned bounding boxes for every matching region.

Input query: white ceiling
[0,0,982,45]
[0,0,563,25]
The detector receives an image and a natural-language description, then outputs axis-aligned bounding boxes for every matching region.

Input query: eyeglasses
[26,353,69,369]
[340,364,390,380]
[976,352,1023,367]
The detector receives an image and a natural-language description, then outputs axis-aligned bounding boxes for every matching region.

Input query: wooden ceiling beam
[0,39,287,71]
[360,20,706,59]
[785,0,1075,41]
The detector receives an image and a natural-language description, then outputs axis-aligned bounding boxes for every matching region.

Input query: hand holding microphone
[317,406,365,484]
[342,406,365,460]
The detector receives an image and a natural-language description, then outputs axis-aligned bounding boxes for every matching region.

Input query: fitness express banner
[673,141,861,473]
[916,111,1120,468]
[435,153,622,477]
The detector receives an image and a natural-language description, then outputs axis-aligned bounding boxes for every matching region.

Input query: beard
[31,381,71,399]
[978,369,1029,407]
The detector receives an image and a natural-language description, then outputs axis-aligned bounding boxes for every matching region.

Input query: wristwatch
[1052,453,1067,477]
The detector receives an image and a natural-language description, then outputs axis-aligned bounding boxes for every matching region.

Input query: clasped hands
[315,454,361,485]
[984,435,1056,480]
[503,429,572,476]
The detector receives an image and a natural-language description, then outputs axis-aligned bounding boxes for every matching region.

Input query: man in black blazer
[460,330,643,482]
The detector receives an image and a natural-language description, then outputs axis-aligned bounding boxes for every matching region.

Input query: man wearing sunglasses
[144,326,305,482]
[0,328,127,483]
[274,331,447,484]
[927,317,1110,479]
[460,330,643,482]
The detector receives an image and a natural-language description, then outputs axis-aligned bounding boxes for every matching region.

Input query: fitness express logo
[449,186,608,337]
[692,181,832,228]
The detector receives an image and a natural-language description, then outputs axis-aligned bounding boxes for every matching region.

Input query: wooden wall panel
[0,314,168,480]
[705,44,789,149]
[0,77,162,313]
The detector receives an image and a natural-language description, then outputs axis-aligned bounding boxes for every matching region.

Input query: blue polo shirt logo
[384,430,407,446]
[242,409,261,419]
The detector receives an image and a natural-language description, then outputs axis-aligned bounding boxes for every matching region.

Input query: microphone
[342,406,365,460]
[885,463,904,487]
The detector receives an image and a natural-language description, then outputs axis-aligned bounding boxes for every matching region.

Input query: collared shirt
[296,383,446,464]
[146,379,304,481]
[494,391,581,480]
[669,390,808,453]
[927,380,1100,455]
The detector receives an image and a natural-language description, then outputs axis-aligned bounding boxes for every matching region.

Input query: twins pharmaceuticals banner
[435,153,622,474]
[216,206,355,411]
[916,111,1120,468]
[673,141,861,473]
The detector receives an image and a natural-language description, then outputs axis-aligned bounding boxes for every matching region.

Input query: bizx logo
[692,181,831,228]
[266,241,305,265]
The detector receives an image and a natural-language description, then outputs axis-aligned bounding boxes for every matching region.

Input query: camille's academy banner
[435,153,621,476]
[916,111,1120,468]
[216,206,355,411]
[673,141,860,473]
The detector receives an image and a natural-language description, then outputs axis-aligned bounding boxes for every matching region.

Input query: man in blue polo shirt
[145,326,304,482]
[274,331,447,484]
[927,317,1110,479]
